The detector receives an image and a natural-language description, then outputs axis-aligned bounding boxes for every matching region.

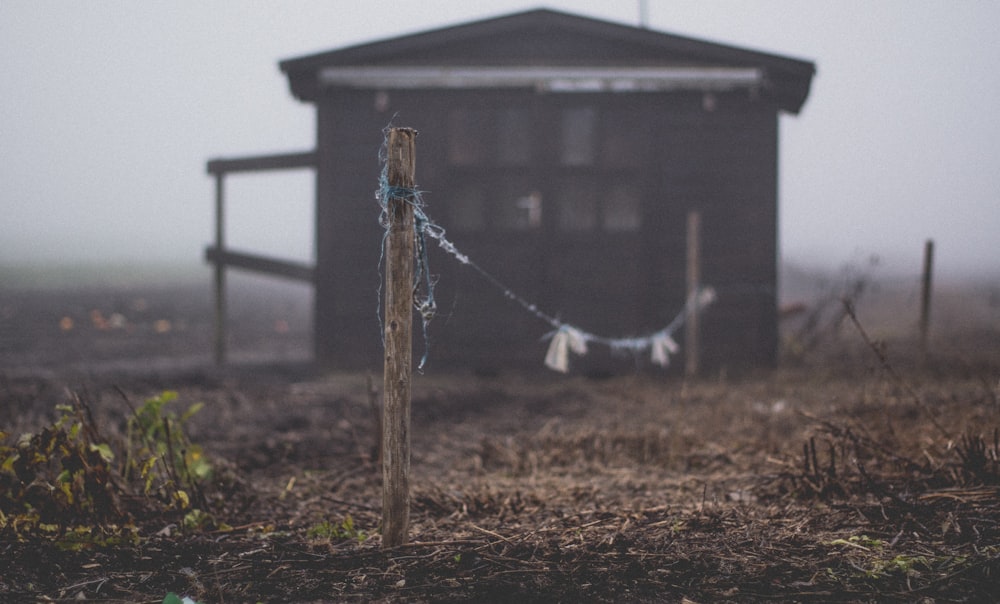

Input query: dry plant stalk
[840,298,950,440]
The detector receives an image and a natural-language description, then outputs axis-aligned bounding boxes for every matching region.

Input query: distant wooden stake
[919,239,934,359]
[685,210,701,378]
[381,127,417,548]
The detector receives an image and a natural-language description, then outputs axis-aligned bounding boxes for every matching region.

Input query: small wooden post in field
[919,239,934,359]
[685,210,702,378]
[381,127,417,548]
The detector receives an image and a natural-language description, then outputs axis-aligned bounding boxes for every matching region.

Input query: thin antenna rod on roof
[639,0,649,28]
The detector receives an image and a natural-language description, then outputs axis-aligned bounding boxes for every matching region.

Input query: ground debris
[3,362,1000,601]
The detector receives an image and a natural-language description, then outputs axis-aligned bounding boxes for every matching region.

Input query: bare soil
[2,277,1000,602]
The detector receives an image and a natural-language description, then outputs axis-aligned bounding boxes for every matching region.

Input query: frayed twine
[375,125,716,373]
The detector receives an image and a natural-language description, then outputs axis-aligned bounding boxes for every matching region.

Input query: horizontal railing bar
[205,246,315,283]
[206,151,317,175]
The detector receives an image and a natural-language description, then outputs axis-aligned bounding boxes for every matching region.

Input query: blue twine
[375,125,715,371]
[416,201,716,364]
[376,127,437,370]
[420,200,717,366]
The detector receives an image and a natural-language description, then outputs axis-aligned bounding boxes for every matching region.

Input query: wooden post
[919,239,934,359]
[685,210,701,378]
[381,127,417,548]
[213,173,227,365]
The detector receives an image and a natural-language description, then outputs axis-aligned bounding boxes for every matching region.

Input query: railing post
[213,172,227,365]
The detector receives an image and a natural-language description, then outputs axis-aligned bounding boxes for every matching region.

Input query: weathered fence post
[685,210,702,378]
[382,127,417,548]
[919,239,934,360]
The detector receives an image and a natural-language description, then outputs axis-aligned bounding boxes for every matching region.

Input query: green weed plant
[0,390,217,547]
[307,514,368,544]
[125,391,212,510]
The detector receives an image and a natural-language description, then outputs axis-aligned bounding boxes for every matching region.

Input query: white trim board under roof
[317,66,764,94]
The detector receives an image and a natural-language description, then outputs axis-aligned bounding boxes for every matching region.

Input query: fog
[2,1,999,283]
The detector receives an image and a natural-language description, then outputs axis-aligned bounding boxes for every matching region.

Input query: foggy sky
[2,1,999,281]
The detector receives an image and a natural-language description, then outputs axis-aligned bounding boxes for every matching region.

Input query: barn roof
[280,8,815,114]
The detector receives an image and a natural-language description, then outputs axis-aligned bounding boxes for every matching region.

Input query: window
[498,107,533,166]
[496,181,543,230]
[559,106,597,166]
[603,184,642,232]
[449,184,485,231]
[601,108,647,168]
[442,102,644,235]
[556,181,598,232]
[447,108,488,165]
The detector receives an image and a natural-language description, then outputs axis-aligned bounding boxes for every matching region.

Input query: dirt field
[2,271,999,602]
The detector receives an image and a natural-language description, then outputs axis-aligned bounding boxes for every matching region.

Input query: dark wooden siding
[648,93,779,370]
[313,86,779,372]
[314,91,390,367]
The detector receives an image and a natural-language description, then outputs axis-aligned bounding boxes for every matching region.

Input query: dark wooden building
[209,8,814,372]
